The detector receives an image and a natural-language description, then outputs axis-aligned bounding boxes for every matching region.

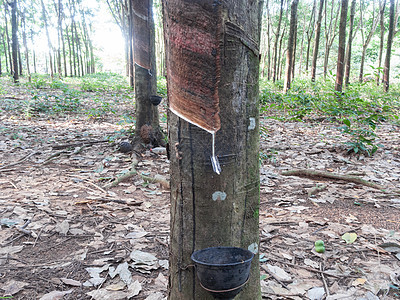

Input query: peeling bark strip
[164,0,222,133]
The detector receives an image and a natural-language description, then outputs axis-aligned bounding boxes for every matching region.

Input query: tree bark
[284,0,299,91]
[383,0,395,92]
[132,0,163,147]
[10,0,19,83]
[164,0,262,299]
[376,0,386,85]
[311,0,324,81]
[344,0,356,85]
[335,0,349,93]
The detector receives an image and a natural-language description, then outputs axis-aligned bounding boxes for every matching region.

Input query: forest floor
[0,78,399,300]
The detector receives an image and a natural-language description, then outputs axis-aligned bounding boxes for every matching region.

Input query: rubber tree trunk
[383,0,395,92]
[311,0,324,82]
[335,0,348,94]
[273,0,284,82]
[132,0,163,147]
[163,0,263,299]
[344,0,356,86]
[284,0,299,92]
[10,0,19,83]
[376,0,387,85]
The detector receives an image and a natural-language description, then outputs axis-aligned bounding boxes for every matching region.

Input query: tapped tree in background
[334,0,348,94]
[132,0,163,147]
[164,0,263,299]
[284,0,299,91]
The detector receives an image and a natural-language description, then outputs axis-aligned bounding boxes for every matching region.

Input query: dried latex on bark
[164,0,222,134]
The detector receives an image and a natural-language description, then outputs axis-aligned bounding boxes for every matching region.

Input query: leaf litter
[0,82,399,299]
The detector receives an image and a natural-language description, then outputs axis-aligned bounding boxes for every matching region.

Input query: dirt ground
[0,81,399,299]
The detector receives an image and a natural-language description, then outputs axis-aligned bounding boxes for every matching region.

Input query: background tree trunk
[335,0,349,93]
[305,0,316,72]
[344,0,356,85]
[133,0,163,147]
[164,0,262,299]
[311,0,324,81]
[359,0,379,82]
[10,0,19,83]
[22,9,31,81]
[323,0,339,78]
[41,0,54,78]
[284,0,299,91]
[273,0,284,82]
[4,3,13,76]
[376,0,387,85]
[383,0,395,92]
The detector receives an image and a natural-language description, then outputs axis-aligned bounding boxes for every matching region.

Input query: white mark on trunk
[248,242,258,254]
[212,191,227,201]
[248,117,256,130]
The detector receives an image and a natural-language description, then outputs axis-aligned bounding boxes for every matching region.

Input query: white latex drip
[211,132,221,175]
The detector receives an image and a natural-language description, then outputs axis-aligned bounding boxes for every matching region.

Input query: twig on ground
[0,151,39,170]
[320,262,330,297]
[52,140,109,150]
[103,154,139,188]
[266,257,343,278]
[281,169,387,192]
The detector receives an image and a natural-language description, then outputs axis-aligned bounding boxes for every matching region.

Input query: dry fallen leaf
[38,289,73,300]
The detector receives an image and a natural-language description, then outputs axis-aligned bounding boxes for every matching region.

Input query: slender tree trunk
[66,25,73,76]
[133,0,163,146]
[344,0,356,85]
[284,0,299,91]
[359,0,379,82]
[2,33,9,73]
[30,30,37,73]
[41,0,54,78]
[383,0,395,92]
[4,3,13,76]
[22,10,31,81]
[273,0,284,82]
[164,0,262,299]
[323,0,339,78]
[10,0,19,83]
[305,0,316,71]
[266,0,272,79]
[292,22,298,79]
[277,26,287,82]
[377,0,386,85]
[335,0,349,93]
[128,0,134,87]
[18,43,23,76]
[311,0,324,81]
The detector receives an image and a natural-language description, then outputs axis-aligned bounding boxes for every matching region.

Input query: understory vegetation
[260,76,400,156]
[1,73,399,157]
